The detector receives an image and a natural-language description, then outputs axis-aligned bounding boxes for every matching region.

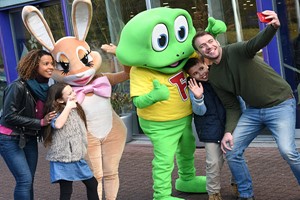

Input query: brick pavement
[0,142,299,200]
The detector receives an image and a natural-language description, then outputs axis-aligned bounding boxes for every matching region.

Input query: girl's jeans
[225,98,300,198]
[0,134,38,200]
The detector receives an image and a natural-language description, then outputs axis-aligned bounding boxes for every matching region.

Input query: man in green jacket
[192,10,300,200]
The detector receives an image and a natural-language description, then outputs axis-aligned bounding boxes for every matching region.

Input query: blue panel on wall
[0,0,35,8]
[256,0,282,75]
[0,11,18,83]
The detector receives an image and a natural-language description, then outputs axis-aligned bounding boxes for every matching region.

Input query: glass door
[277,0,300,131]
[0,48,7,109]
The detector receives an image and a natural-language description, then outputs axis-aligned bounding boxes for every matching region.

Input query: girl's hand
[66,97,77,109]
[188,78,204,99]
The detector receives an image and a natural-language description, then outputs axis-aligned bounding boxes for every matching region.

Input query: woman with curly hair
[0,49,57,200]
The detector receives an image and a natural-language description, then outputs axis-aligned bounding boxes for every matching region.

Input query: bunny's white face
[51,37,102,86]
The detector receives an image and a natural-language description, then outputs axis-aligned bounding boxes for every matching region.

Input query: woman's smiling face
[37,54,55,79]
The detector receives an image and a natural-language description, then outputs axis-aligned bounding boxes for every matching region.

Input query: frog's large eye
[152,24,169,51]
[174,15,188,43]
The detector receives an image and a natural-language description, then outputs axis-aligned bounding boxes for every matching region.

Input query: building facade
[0,0,299,134]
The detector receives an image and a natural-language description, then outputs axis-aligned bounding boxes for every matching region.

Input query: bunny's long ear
[72,0,92,41]
[22,6,55,51]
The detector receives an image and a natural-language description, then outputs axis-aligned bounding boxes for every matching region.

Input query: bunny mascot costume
[22,0,129,199]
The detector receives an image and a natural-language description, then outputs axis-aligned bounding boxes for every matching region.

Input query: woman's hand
[41,111,56,126]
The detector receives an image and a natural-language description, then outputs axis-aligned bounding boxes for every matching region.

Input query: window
[86,0,146,73]
[159,0,209,31]
[10,2,64,60]
[281,0,300,83]
[219,0,259,44]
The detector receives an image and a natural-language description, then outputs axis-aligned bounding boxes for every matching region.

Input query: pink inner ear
[23,7,55,51]
[73,1,91,41]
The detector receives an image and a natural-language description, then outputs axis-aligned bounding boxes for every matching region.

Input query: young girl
[42,83,98,200]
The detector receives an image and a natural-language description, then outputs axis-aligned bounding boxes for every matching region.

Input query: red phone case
[257,12,272,23]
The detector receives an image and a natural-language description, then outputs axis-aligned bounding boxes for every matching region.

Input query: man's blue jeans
[225,98,300,198]
[0,134,38,200]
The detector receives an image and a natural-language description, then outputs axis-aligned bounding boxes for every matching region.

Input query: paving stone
[0,143,299,200]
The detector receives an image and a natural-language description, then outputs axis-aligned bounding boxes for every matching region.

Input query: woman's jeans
[225,98,300,198]
[0,134,38,200]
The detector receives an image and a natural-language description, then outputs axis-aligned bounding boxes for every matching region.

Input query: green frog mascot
[116,7,226,200]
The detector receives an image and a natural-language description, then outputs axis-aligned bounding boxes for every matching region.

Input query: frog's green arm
[205,17,227,38]
[133,96,154,109]
[133,80,170,109]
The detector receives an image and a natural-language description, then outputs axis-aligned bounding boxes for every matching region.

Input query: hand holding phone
[257,12,272,23]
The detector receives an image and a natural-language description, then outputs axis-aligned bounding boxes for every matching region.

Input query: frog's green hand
[205,17,227,38]
[133,80,170,109]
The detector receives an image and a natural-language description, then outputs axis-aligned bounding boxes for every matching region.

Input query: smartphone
[257,12,272,23]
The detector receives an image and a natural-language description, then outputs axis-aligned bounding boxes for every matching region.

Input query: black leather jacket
[0,79,41,135]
